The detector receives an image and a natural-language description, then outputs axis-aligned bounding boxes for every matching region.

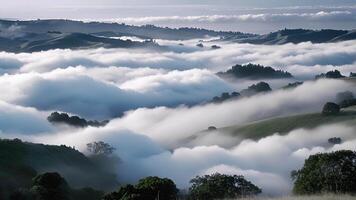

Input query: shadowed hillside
[0,139,118,192]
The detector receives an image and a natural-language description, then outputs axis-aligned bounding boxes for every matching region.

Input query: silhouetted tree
[47,112,108,128]
[189,173,261,200]
[292,150,356,194]
[240,82,272,96]
[30,172,70,200]
[322,102,340,115]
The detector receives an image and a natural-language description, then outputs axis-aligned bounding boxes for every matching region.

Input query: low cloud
[26,122,356,195]
[0,41,355,80]
[0,68,230,119]
[0,101,52,135]
[110,11,355,24]
[111,79,355,147]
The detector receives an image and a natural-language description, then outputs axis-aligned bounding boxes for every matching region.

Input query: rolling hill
[0,32,162,52]
[222,29,356,44]
[0,139,118,192]
[220,109,356,140]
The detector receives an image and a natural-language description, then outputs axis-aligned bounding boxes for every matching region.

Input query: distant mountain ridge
[0,19,252,40]
[0,20,355,52]
[222,29,356,44]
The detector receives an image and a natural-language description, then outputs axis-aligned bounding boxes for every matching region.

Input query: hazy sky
[0,0,355,33]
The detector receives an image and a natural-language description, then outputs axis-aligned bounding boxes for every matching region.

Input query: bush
[103,177,178,200]
[188,173,261,200]
[322,102,340,115]
[292,150,356,195]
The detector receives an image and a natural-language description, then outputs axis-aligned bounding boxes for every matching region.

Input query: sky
[1,0,355,33]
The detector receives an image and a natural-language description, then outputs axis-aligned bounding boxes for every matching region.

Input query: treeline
[211,82,272,103]
[4,172,262,200]
[47,112,109,128]
[217,63,293,80]
[1,138,356,199]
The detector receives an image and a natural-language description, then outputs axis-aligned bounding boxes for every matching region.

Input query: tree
[103,177,178,200]
[188,173,261,200]
[336,91,354,104]
[47,112,109,128]
[322,102,340,115]
[292,150,356,194]
[30,172,70,200]
[86,141,115,156]
[136,176,178,200]
[315,70,344,79]
[240,82,272,96]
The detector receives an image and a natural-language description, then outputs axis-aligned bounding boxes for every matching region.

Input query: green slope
[220,108,356,140]
[0,139,118,192]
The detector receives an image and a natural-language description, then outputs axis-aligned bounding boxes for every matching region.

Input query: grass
[219,108,356,140]
[239,194,356,200]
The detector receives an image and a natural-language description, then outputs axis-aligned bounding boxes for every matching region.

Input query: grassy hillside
[0,139,118,191]
[220,108,356,140]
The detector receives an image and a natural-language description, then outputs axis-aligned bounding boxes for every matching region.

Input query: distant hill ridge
[222,29,356,44]
[0,20,355,52]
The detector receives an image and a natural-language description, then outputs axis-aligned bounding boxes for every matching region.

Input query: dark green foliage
[240,82,272,96]
[0,138,118,193]
[322,102,340,115]
[315,70,345,79]
[211,92,240,103]
[188,173,261,200]
[210,82,271,103]
[103,177,178,200]
[282,82,303,89]
[292,150,356,195]
[30,172,71,200]
[217,63,292,80]
[47,112,109,128]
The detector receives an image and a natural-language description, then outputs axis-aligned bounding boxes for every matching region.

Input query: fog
[0,38,356,195]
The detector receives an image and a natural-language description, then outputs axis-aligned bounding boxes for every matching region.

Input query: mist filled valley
[1,1,356,199]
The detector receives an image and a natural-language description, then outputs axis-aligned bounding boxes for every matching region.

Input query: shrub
[322,102,340,115]
[188,173,261,200]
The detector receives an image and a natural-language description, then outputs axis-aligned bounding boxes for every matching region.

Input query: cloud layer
[0,37,356,196]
